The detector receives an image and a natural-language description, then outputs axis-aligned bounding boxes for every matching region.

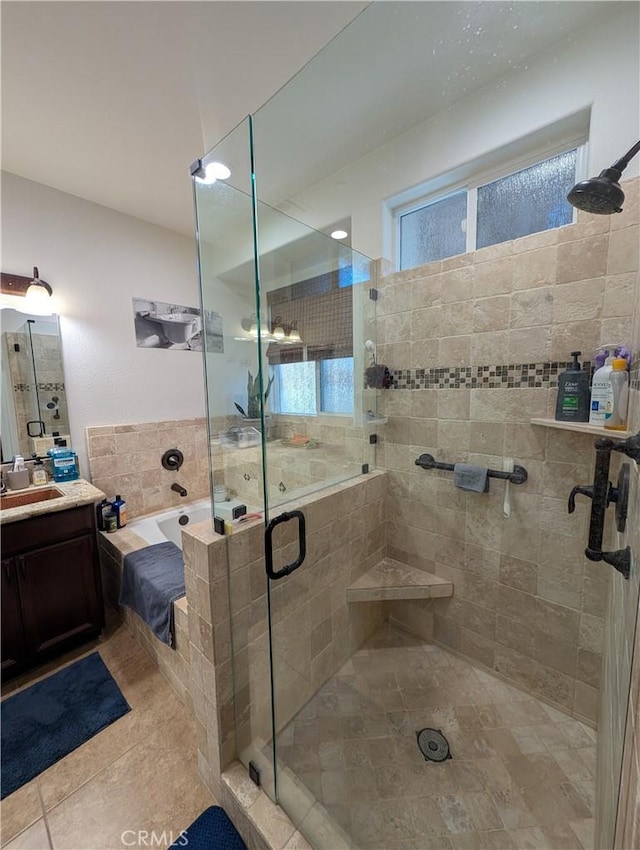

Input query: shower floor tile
[276,624,595,850]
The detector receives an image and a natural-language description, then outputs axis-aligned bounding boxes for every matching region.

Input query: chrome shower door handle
[265,510,306,581]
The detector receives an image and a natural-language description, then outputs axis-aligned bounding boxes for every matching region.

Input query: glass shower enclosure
[192,115,380,832]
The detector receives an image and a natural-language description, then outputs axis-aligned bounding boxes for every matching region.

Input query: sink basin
[1,487,65,510]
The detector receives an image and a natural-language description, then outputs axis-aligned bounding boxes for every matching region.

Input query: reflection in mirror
[1,309,69,461]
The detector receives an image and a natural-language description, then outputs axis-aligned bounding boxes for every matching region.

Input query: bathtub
[128,498,212,549]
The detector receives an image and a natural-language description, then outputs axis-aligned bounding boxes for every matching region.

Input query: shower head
[567,140,640,215]
[567,169,625,215]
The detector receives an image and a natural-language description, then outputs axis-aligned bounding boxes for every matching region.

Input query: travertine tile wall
[86,418,211,518]
[86,414,373,518]
[376,176,639,724]
[181,470,387,800]
[222,416,373,509]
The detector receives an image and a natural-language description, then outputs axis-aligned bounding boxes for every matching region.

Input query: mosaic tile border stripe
[388,361,593,390]
[631,356,640,392]
[13,382,65,393]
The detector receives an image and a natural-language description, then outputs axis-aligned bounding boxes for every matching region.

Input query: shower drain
[416,728,451,762]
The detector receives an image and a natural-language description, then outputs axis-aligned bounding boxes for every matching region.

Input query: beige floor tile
[38,627,189,811]
[46,739,213,850]
[569,818,595,850]
[276,624,596,848]
[488,783,538,831]
[539,822,584,849]
[3,820,51,850]
[0,782,42,847]
[506,826,549,849]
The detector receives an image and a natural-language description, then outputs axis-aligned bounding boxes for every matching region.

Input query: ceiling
[2,1,614,239]
[1,1,367,236]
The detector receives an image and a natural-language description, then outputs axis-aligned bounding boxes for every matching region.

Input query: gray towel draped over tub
[119,542,185,647]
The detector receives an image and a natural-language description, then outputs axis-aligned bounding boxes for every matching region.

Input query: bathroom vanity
[1,480,106,678]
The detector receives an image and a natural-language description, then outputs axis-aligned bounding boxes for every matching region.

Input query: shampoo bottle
[96,498,111,531]
[605,358,629,431]
[555,351,590,422]
[112,495,127,529]
[589,347,615,426]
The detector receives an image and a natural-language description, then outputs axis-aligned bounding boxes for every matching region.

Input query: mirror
[1,309,70,461]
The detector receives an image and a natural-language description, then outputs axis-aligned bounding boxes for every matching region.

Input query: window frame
[393,140,588,271]
[271,356,355,417]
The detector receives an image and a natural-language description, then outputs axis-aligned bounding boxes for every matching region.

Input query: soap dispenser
[589,346,617,426]
[555,351,590,422]
[31,455,48,486]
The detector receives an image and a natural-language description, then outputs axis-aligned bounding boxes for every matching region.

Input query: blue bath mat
[171,806,246,850]
[1,652,130,799]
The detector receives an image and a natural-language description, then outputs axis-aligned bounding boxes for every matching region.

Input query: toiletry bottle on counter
[112,495,127,528]
[605,358,629,431]
[96,498,111,531]
[31,456,48,486]
[555,351,590,422]
[47,442,80,482]
[589,347,615,426]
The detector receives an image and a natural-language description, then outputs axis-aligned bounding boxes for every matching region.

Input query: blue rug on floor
[171,806,246,850]
[1,652,130,799]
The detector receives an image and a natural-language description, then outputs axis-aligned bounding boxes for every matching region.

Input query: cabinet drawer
[2,505,95,555]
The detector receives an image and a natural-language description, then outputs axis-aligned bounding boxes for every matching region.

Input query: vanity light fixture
[288,321,302,344]
[271,316,286,341]
[330,229,348,240]
[0,267,54,315]
[234,314,303,345]
[25,268,54,315]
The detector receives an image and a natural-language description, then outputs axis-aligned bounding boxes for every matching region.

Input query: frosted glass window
[275,362,316,415]
[399,191,467,270]
[320,357,354,413]
[476,150,576,249]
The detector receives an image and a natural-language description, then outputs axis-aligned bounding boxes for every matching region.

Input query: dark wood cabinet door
[1,557,27,674]
[19,534,103,660]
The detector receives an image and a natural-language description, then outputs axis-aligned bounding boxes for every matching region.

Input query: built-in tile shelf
[530,418,632,440]
[347,558,453,603]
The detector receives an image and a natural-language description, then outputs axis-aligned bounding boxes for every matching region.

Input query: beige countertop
[0,479,106,525]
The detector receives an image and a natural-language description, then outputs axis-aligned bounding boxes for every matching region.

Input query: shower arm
[610,140,640,175]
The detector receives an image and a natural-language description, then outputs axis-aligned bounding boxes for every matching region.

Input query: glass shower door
[251,182,379,841]
[193,117,379,819]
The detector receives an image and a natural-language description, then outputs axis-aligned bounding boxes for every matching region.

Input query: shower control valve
[567,484,593,513]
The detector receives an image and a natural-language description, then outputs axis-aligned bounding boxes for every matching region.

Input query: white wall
[291,4,640,261]
[1,172,205,475]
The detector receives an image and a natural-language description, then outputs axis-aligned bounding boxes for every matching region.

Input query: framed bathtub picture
[132,298,223,353]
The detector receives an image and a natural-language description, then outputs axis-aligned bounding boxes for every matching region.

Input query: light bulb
[195,162,231,185]
[288,325,301,344]
[331,229,348,240]
[207,162,231,180]
[272,317,285,340]
[24,282,54,316]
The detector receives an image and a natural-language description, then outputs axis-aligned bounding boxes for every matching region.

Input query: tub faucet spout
[171,482,188,497]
